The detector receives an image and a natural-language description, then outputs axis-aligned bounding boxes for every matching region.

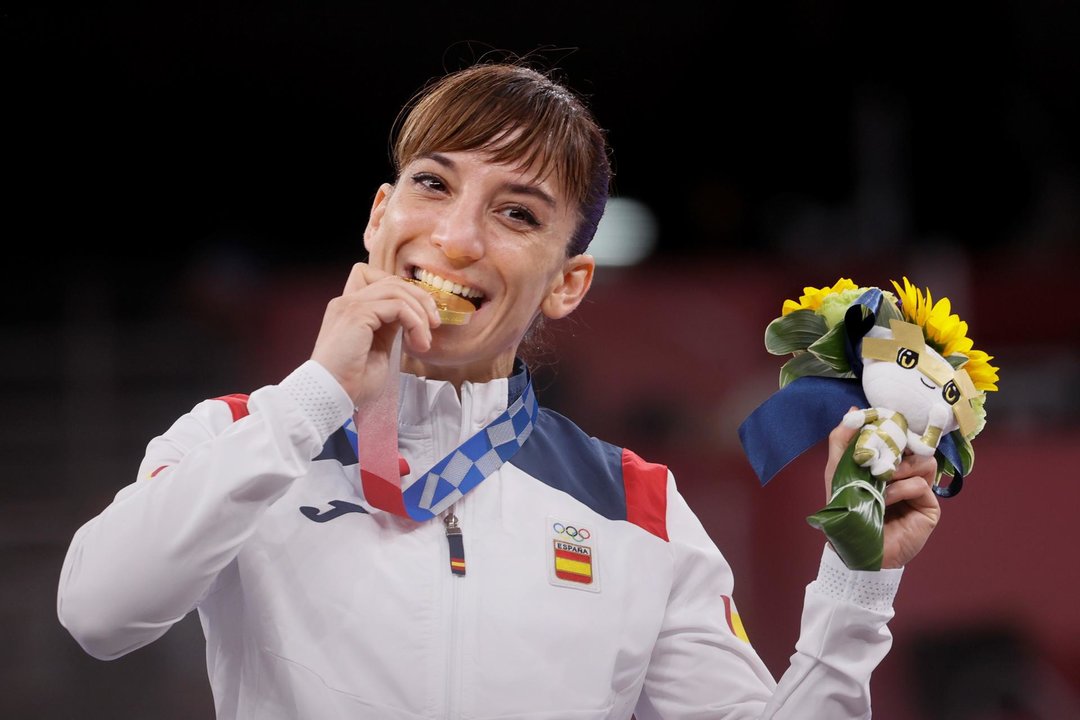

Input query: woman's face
[363,149,594,384]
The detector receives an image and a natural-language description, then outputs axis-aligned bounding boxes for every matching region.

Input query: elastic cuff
[279,360,355,442]
[809,544,904,613]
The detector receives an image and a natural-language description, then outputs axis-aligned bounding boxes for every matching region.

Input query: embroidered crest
[548,518,600,593]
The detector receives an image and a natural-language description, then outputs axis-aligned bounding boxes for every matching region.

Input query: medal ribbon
[345,330,539,521]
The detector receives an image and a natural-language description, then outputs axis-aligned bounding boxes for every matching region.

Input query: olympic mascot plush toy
[738,277,999,570]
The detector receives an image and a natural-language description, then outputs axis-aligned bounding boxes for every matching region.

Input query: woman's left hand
[823,420,942,570]
[880,449,941,569]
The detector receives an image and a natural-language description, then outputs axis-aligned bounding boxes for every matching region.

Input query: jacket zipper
[443,508,465,719]
[445,512,466,576]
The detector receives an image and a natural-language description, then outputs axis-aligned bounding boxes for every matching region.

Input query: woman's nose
[430,200,485,261]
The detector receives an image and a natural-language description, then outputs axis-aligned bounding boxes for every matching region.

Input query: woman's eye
[411,173,447,192]
[896,347,919,369]
[942,380,960,405]
[502,205,540,227]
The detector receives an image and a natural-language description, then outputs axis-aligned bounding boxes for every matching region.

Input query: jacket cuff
[808,544,904,613]
[279,360,355,442]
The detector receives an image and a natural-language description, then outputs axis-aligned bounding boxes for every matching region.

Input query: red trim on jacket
[214,394,251,422]
[621,449,669,541]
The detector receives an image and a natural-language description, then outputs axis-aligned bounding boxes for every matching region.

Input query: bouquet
[738,278,999,570]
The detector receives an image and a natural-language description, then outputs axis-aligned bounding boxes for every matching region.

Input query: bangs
[393,67,594,212]
[391,62,611,255]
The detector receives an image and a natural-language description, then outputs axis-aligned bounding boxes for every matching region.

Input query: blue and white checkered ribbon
[344,376,538,521]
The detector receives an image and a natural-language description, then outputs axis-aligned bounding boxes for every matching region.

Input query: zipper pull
[444,512,466,576]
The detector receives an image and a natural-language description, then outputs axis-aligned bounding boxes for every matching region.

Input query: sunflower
[781,278,860,316]
[959,349,1000,393]
[891,276,999,393]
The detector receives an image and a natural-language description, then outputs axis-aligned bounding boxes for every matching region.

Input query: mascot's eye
[896,347,919,369]
[942,380,960,405]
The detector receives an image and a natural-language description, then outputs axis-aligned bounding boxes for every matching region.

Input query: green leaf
[953,430,975,476]
[806,437,885,571]
[946,353,968,370]
[764,310,827,355]
[874,294,904,327]
[807,323,852,374]
[779,351,851,388]
[935,431,974,487]
[936,452,957,479]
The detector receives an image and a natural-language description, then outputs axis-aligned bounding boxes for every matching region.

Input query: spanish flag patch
[547,517,600,593]
[722,595,750,643]
[554,540,592,584]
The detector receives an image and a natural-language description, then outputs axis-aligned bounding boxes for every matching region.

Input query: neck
[400,353,516,393]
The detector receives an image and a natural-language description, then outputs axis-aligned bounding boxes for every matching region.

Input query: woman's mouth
[410,267,485,309]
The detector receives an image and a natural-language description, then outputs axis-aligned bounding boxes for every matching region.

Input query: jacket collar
[397,358,531,436]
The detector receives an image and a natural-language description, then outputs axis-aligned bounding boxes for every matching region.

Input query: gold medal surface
[406,279,475,325]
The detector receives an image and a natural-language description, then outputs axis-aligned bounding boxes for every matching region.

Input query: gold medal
[406,279,476,325]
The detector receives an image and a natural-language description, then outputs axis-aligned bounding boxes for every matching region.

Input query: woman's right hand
[310,263,440,407]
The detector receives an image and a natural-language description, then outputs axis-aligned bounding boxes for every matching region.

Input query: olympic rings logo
[552,522,591,542]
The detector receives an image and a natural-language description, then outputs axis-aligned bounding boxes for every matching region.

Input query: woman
[58,60,940,719]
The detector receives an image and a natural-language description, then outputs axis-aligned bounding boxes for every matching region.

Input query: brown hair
[391,61,612,256]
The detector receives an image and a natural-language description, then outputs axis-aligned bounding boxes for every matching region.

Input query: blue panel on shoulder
[511,408,627,520]
[314,426,358,466]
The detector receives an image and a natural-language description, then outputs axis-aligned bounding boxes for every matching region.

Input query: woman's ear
[541,254,596,320]
[362,183,394,254]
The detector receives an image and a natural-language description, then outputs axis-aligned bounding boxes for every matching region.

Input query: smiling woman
[56,58,943,720]
[357,147,596,389]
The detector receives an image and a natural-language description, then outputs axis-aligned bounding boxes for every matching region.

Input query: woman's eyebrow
[504,182,557,209]
[424,152,558,209]
[426,152,456,169]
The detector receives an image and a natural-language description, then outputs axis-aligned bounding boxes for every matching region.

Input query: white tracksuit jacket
[58,359,903,719]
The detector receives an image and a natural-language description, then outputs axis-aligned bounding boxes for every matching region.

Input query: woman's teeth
[413,268,484,302]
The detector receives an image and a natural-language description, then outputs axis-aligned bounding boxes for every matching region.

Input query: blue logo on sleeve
[299,500,369,523]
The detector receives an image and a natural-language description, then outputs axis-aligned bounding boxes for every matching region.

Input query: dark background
[8,0,1078,315]
[4,2,1080,718]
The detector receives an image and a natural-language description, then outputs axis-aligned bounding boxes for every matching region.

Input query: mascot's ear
[844,288,884,378]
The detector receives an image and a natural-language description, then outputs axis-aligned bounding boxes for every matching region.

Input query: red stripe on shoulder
[213,393,250,422]
[621,448,669,541]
